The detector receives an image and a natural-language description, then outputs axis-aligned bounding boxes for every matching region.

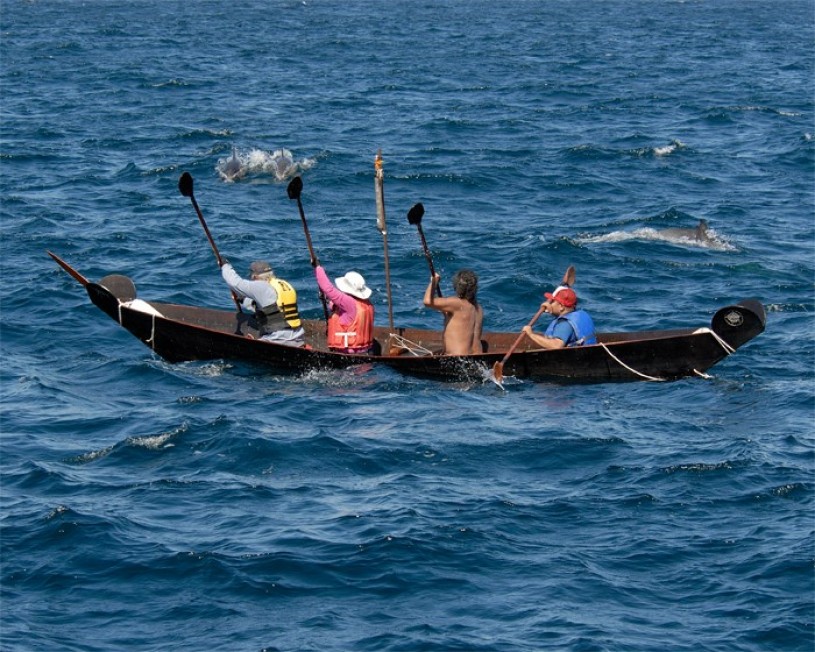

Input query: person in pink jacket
[313,261,376,354]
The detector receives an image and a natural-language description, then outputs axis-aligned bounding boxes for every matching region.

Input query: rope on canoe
[693,327,736,354]
[389,333,433,357]
[689,328,735,380]
[601,328,734,382]
[599,343,666,382]
[146,313,156,349]
[117,301,157,350]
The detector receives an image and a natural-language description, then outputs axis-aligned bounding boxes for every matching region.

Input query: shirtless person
[423,270,484,355]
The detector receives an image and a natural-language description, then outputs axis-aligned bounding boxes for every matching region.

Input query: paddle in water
[407,202,442,297]
[491,265,576,387]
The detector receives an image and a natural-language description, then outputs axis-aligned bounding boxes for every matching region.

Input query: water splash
[217,147,316,182]
[576,225,737,251]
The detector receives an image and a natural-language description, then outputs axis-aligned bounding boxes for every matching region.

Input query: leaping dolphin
[657,219,711,242]
[269,148,296,180]
[222,147,243,180]
[577,218,734,251]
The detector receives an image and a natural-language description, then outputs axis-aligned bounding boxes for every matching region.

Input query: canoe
[49,252,766,384]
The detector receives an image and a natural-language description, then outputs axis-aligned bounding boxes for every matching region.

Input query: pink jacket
[314,265,357,326]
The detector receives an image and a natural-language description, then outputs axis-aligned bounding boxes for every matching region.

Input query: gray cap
[249,260,272,275]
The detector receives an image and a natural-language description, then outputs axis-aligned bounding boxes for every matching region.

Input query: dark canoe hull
[52,254,766,383]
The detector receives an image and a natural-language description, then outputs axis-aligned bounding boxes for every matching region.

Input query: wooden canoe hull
[69,266,765,384]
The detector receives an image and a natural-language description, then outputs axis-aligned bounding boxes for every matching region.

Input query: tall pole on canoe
[374,150,395,332]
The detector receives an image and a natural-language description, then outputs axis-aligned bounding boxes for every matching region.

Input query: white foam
[216,147,315,182]
[128,432,176,450]
[128,423,187,450]
[577,227,737,251]
[653,139,684,156]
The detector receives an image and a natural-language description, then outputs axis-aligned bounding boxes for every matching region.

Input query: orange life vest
[327,298,374,351]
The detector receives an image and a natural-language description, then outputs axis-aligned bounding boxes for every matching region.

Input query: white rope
[693,327,736,354]
[388,333,433,357]
[601,327,734,382]
[600,343,666,382]
[117,300,157,349]
[146,313,156,349]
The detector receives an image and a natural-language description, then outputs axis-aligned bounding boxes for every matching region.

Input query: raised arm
[423,274,440,309]
[314,265,357,317]
[423,274,458,310]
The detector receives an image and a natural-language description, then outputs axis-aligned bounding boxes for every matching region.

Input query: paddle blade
[287,176,303,200]
[178,172,194,198]
[407,202,425,225]
[563,265,576,287]
[492,361,504,384]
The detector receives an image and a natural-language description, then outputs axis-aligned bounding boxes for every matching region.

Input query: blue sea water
[1,0,813,650]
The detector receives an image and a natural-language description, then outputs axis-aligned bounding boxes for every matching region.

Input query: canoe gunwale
[78,271,764,383]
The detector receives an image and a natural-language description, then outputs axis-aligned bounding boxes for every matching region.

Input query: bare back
[424,272,484,355]
[438,297,479,355]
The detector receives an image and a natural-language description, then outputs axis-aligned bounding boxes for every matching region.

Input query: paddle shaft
[294,196,318,265]
[500,304,547,366]
[417,225,442,297]
[179,173,242,312]
[189,194,224,267]
[290,185,330,323]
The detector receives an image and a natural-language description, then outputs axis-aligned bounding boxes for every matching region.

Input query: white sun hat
[335,271,372,300]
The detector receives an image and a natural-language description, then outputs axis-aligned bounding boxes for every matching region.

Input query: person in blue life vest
[220,259,306,347]
[522,285,597,349]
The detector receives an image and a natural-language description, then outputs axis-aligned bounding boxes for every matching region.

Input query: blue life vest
[544,310,597,347]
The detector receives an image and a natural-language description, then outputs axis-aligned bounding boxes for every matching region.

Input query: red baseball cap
[545,286,577,308]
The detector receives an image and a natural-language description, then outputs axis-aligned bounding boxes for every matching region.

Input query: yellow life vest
[265,277,301,329]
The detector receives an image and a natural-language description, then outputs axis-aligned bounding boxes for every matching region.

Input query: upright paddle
[374,150,395,332]
[286,176,330,323]
[178,172,242,312]
[491,265,576,386]
[407,202,442,297]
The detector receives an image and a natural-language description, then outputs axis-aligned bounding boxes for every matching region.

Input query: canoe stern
[711,299,766,350]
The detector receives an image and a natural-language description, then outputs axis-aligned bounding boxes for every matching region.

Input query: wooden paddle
[286,175,330,322]
[178,172,243,312]
[407,202,442,297]
[491,265,576,384]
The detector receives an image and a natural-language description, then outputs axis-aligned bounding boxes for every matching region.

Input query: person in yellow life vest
[221,259,305,347]
[312,260,375,354]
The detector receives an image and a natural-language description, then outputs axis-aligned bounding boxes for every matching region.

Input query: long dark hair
[452,269,478,305]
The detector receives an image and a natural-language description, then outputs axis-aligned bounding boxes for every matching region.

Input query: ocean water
[1,0,813,650]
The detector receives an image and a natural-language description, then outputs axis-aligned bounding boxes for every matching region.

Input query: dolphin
[578,219,734,251]
[270,148,296,180]
[222,147,243,180]
[656,219,712,242]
